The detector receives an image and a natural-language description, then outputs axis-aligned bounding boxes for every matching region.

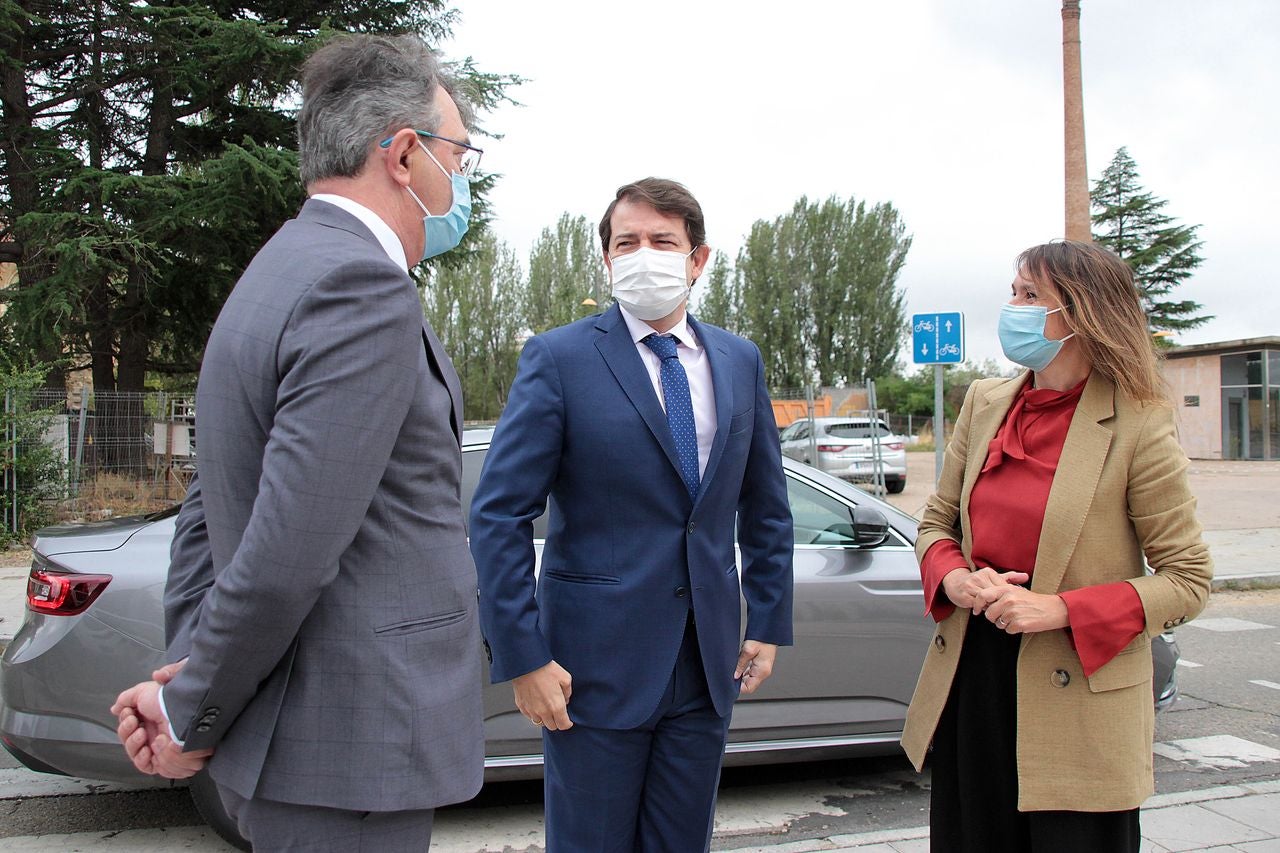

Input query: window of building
[1221,350,1279,460]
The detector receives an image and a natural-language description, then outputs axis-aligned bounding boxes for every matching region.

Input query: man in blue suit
[470,177,793,852]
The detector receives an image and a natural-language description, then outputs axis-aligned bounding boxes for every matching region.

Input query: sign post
[911,312,965,484]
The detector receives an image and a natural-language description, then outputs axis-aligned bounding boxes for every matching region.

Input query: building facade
[1162,337,1280,460]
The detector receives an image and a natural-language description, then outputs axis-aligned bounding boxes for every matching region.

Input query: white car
[779,416,908,494]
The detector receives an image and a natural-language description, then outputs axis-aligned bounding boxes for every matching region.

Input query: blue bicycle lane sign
[912,312,964,364]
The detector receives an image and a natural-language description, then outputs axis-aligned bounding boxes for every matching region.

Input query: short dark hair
[598,177,706,251]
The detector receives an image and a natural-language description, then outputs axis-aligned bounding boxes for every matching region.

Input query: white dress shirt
[309,193,409,271]
[619,305,718,478]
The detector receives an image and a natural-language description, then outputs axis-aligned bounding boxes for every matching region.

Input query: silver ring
[997,619,1008,629]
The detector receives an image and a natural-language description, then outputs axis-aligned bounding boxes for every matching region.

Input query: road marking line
[1176,659,1203,668]
[0,768,163,800]
[1184,617,1275,632]
[1153,735,1280,770]
[1249,680,1280,691]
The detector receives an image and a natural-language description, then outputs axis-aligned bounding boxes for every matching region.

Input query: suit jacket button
[934,635,945,652]
[195,723,212,733]
[1052,669,1071,688]
[675,586,688,597]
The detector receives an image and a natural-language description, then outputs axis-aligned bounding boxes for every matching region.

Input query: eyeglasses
[379,129,484,177]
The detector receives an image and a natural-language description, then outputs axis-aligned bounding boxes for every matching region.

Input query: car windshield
[824,423,890,439]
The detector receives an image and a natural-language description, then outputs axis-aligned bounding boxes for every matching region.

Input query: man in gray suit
[110,34,485,850]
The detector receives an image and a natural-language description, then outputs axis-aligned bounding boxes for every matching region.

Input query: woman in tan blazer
[901,241,1212,853]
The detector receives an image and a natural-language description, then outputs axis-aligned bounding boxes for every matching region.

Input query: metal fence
[2,388,196,534]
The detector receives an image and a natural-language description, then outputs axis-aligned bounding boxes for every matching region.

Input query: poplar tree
[421,231,525,422]
[733,196,911,390]
[525,213,606,333]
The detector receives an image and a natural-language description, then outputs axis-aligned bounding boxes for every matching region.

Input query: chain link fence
[2,388,196,536]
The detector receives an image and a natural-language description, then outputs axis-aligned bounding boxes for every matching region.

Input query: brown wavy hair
[1017,240,1168,405]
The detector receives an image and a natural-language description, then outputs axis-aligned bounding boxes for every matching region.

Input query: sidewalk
[716,780,1280,852]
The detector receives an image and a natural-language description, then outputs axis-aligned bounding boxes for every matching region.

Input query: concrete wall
[1163,354,1222,459]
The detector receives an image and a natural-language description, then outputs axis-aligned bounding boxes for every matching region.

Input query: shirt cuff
[1059,582,1146,677]
[156,686,185,747]
[920,540,967,622]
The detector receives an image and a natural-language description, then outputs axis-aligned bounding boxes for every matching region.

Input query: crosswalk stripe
[1249,680,1280,691]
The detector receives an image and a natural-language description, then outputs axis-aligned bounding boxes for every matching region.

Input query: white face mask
[609,246,695,321]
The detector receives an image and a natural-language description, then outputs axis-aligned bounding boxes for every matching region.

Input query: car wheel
[887,478,906,494]
[190,769,251,851]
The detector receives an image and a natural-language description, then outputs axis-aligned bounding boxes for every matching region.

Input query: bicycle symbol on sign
[913,319,935,333]
[938,343,960,357]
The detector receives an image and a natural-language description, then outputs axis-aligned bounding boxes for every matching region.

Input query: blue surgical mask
[404,142,471,263]
[998,304,1074,372]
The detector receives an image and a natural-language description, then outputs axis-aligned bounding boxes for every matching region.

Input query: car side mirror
[849,507,890,548]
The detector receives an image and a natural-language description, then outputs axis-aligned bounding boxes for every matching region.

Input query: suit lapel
[593,305,686,486]
[421,319,463,445]
[1030,372,1114,595]
[688,315,732,510]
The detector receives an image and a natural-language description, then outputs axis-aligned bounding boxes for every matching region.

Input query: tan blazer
[900,371,1212,812]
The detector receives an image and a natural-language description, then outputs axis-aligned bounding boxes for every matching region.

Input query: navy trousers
[542,614,733,852]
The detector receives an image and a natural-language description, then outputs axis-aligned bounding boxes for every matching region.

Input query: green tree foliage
[1091,147,1211,335]
[0,0,518,394]
[421,231,526,422]
[719,196,911,390]
[1,360,66,544]
[875,360,1010,421]
[525,213,606,333]
[692,250,734,329]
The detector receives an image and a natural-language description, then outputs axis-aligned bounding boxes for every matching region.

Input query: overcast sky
[447,1,1279,370]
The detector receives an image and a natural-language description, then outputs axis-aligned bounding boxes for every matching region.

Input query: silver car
[0,430,1178,849]
[779,417,909,493]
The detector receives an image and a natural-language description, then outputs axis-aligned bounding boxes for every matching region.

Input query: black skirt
[928,613,1140,853]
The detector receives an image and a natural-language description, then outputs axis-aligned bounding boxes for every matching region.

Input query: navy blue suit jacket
[470,305,794,729]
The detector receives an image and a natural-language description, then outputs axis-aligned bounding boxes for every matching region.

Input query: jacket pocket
[543,570,620,585]
[374,609,468,636]
[1086,639,1152,693]
[728,409,753,435]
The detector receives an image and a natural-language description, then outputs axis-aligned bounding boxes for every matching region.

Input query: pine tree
[1091,147,1211,334]
[0,1,518,390]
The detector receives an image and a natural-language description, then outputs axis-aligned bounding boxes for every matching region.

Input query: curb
[1212,572,1280,592]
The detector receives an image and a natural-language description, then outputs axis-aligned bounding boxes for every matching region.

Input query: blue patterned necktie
[642,333,700,501]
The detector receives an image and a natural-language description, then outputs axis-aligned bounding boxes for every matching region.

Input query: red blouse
[920,376,1145,677]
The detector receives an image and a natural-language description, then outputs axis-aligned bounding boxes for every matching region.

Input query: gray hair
[297,34,473,187]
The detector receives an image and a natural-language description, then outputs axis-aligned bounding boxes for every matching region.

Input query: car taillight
[27,568,112,616]
[883,442,904,451]
[816,445,844,453]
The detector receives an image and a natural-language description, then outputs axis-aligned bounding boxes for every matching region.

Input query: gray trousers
[217,782,435,853]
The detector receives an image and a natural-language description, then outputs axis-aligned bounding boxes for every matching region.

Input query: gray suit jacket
[160,199,483,811]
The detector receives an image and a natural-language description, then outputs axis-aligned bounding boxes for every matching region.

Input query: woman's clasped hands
[941,567,1069,634]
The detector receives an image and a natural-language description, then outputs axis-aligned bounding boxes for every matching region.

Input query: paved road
[2,589,1276,851]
